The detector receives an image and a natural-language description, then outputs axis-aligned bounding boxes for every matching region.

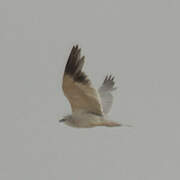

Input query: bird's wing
[98,75,117,114]
[62,45,103,116]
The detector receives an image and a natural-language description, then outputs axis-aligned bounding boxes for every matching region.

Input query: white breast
[65,111,103,128]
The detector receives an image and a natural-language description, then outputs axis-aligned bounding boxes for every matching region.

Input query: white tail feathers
[96,121,132,127]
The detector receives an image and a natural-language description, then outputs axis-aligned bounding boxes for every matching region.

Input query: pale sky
[0,0,180,179]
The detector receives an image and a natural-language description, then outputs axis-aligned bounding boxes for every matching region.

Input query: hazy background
[0,0,180,179]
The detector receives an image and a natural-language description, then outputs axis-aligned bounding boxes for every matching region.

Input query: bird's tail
[98,121,132,127]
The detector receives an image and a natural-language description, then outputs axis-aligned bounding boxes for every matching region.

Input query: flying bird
[59,45,127,128]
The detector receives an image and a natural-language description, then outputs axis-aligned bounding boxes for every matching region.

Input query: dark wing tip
[102,74,116,90]
[64,45,90,84]
[104,74,115,83]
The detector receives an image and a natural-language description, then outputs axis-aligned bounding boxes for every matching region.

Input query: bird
[59,45,128,128]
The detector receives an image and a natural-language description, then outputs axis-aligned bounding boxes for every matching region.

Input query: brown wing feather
[62,45,103,116]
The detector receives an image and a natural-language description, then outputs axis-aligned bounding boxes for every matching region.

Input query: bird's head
[59,118,67,123]
[59,115,72,123]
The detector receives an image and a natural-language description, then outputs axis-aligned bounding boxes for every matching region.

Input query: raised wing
[62,45,103,116]
[98,75,117,114]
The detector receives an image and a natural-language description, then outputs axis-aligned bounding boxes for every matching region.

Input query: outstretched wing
[62,45,103,116]
[98,75,117,114]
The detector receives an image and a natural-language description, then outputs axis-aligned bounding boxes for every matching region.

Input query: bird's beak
[59,119,66,123]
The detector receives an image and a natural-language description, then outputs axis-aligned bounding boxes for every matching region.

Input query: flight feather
[62,45,103,116]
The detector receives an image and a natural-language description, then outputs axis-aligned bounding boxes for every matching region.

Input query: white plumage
[98,75,117,114]
[59,45,127,128]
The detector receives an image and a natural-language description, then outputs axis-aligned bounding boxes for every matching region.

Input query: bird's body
[62,111,121,128]
[63,111,103,128]
[60,45,129,128]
